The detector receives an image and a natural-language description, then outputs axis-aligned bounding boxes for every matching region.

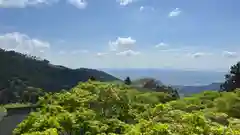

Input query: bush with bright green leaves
[13,81,240,135]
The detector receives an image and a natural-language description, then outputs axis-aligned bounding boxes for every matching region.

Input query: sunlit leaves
[21,128,58,135]
[13,81,240,135]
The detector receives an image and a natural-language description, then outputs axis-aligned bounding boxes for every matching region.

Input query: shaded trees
[0,77,44,104]
[141,78,179,99]
[89,76,96,81]
[221,62,240,92]
[0,49,120,103]
[124,76,132,85]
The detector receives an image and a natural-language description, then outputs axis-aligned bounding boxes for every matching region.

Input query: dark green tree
[221,62,240,92]
[124,76,132,85]
[89,76,96,81]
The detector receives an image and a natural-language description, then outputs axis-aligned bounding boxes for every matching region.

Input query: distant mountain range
[173,83,221,97]
[101,68,225,96]
[101,68,226,86]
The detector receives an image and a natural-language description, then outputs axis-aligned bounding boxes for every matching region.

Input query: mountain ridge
[0,49,120,91]
[0,49,120,104]
[173,82,221,96]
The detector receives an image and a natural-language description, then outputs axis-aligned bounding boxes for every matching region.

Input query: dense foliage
[13,81,240,135]
[0,77,44,104]
[132,78,180,99]
[0,49,119,104]
[124,77,131,85]
[221,61,240,92]
[131,78,163,87]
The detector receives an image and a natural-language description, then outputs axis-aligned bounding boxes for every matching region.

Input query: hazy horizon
[98,67,228,73]
[101,68,226,86]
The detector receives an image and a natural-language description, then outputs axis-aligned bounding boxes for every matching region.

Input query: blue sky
[0,0,240,71]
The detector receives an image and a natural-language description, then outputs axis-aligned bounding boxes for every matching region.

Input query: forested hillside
[8,61,240,135]
[12,81,240,135]
[0,49,120,104]
[1,48,240,134]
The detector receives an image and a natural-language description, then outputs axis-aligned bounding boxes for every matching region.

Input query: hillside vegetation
[0,49,120,104]
[0,49,119,91]
[1,48,240,134]
[131,78,163,86]
[10,61,240,135]
[11,81,240,135]
[129,77,179,98]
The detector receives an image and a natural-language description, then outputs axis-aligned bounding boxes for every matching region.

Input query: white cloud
[169,8,181,17]
[0,0,88,9]
[0,0,58,8]
[222,51,238,58]
[67,0,87,9]
[155,42,169,48]
[44,44,238,71]
[116,49,140,56]
[0,32,50,57]
[117,0,134,6]
[139,6,144,11]
[48,49,238,71]
[109,37,136,51]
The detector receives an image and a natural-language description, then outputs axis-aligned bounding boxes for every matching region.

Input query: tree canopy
[221,61,240,92]
[0,49,119,92]
[124,77,131,85]
[0,49,120,104]
[11,81,240,135]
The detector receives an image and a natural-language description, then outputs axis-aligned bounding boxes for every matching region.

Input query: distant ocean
[100,68,226,86]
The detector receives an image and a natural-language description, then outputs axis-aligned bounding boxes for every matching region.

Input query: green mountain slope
[0,49,120,103]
